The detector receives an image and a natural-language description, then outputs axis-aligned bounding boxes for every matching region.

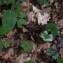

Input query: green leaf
[56,58,63,63]
[46,23,59,37]
[26,60,35,63]
[3,40,10,48]
[2,10,17,27]
[52,53,59,60]
[15,3,23,16]
[6,0,15,5]
[0,10,17,35]
[43,0,49,6]
[0,26,10,35]
[47,48,57,56]
[20,40,33,52]
[41,30,53,42]
[0,0,4,5]
[37,0,43,3]
[0,40,3,52]
[19,13,27,19]
[17,19,27,28]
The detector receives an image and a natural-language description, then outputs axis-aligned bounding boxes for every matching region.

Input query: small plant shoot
[0,40,10,52]
[20,40,33,52]
[17,19,27,28]
[19,13,27,19]
[3,40,10,48]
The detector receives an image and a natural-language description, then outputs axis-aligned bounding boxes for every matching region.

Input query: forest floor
[0,0,63,63]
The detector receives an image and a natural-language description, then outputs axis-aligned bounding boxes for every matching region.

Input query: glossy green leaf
[0,40,3,52]
[0,10,17,35]
[56,58,63,63]
[41,30,53,42]
[26,60,35,63]
[17,19,27,28]
[46,23,59,37]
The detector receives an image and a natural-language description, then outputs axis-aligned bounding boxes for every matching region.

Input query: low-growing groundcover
[0,0,63,63]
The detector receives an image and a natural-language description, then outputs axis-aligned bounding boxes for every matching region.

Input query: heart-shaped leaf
[41,30,53,42]
[46,23,59,37]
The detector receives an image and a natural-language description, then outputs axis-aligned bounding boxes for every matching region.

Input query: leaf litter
[0,0,63,63]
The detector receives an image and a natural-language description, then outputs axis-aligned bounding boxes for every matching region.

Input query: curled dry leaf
[27,6,50,25]
[37,12,50,25]
[27,11,36,22]
[15,53,31,63]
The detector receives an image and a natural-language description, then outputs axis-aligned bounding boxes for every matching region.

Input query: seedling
[17,13,27,28]
[47,48,59,60]
[0,40,10,52]
[26,60,35,63]
[20,40,33,52]
[0,0,27,36]
[3,40,10,48]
